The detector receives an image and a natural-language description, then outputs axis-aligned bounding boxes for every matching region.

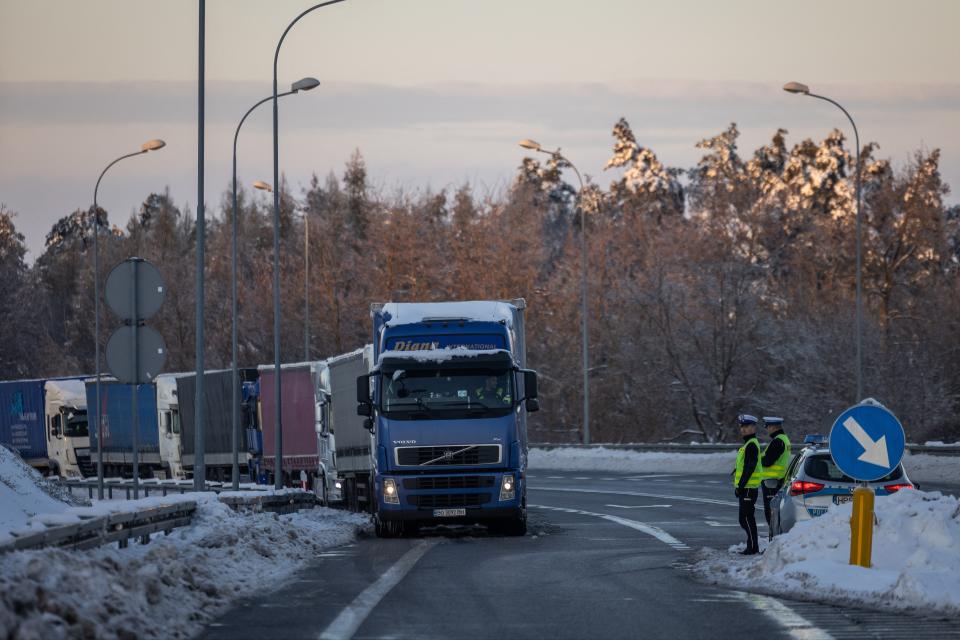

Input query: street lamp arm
[273,0,347,78]
[233,90,296,155]
[94,150,145,209]
[806,93,860,157]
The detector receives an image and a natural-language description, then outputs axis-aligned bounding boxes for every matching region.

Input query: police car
[769,434,915,536]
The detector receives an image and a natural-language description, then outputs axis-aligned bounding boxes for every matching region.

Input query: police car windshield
[804,453,903,483]
[381,368,513,418]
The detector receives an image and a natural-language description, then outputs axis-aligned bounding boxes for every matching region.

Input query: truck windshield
[63,409,89,438]
[381,368,513,419]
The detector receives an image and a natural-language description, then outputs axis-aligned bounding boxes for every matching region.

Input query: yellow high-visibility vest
[734,437,761,488]
[760,433,791,481]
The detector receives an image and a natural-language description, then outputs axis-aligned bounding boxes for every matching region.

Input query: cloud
[1,78,958,259]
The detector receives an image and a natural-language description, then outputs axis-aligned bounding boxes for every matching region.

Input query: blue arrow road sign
[829,403,906,482]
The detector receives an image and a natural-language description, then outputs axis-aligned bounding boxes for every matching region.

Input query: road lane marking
[705,520,739,527]
[735,591,833,640]
[606,504,672,509]
[625,474,683,480]
[532,504,690,551]
[532,485,738,507]
[318,540,438,640]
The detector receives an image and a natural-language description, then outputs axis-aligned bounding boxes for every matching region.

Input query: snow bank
[901,451,960,485]
[529,446,735,474]
[0,493,371,639]
[0,446,87,540]
[694,489,960,616]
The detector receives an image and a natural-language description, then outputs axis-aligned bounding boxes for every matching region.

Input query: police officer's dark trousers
[738,488,759,553]
[761,481,781,538]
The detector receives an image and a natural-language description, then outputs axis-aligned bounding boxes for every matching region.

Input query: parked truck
[355,299,539,537]
[323,347,375,512]
[1,377,91,477]
[258,362,340,502]
[86,379,163,478]
[173,369,259,482]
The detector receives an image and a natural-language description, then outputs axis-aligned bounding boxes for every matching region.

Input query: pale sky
[1,0,958,257]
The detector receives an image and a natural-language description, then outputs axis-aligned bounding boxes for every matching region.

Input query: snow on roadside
[901,451,960,485]
[529,446,735,474]
[0,445,87,540]
[0,494,371,639]
[693,489,960,616]
[528,446,958,484]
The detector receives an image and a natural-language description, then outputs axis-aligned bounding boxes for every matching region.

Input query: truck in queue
[0,377,90,477]
[173,369,260,482]
[323,346,375,512]
[258,362,340,502]
[355,299,539,537]
[86,379,163,478]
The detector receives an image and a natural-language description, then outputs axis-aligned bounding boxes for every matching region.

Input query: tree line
[2,120,958,443]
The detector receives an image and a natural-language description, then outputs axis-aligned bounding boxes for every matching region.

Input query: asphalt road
[202,472,960,640]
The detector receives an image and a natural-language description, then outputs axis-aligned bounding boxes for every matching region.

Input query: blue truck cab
[357,300,539,537]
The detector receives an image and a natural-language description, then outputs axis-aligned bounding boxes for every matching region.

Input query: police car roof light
[803,434,828,444]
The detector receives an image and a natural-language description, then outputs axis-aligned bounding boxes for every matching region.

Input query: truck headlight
[499,474,516,501]
[383,478,399,504]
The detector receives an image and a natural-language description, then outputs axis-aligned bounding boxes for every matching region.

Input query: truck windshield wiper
[425,400,492,410]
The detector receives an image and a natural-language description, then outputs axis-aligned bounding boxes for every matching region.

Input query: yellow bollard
[849,485,875,568]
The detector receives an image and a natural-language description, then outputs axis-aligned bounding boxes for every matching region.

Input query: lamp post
[303,208,310,362]
[230,78,319,491]
[518,139,591,444]
[272,0,346,489]
[92,139,166,500]
[783,81,863,402]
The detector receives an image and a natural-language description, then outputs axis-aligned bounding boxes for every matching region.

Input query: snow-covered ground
[529,446,736,474]
[529,446,958,485]
[1,447,372,639]
[0,445,88,540]
[694,489,960,616]
[0,493,371,639]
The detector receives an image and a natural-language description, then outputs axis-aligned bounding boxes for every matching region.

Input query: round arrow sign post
[828,401,906,569]
[828,403,906,482]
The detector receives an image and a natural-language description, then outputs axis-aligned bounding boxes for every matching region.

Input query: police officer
[733,414,761,555]
[759,416,791,540]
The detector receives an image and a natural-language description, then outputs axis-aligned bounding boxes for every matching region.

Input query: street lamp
[92,138,166,500]
[783,81,863,402]
[253,180,273,192]
[230,79,319,490]
[271,0,346,489]
[518,139,591,444]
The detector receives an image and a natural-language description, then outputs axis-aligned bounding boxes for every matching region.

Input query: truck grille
[408,493,492,508]
[76,455,96,478]
[403,476,495,490]
[396,445,501,466]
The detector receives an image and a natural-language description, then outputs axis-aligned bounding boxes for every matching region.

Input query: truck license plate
[433,508,466,518]
[832,495,852,505]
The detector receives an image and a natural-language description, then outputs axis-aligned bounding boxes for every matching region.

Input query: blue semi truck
[354,299,539,537]
[86,380,162,478]
[0,377,90,477]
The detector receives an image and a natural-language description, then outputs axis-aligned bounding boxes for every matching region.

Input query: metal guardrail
[60,478,277,500]
[531,443,960,456]
[1,501,198,553]
[1,491,319,554]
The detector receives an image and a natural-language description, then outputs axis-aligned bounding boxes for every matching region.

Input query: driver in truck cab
[475,375,511,405]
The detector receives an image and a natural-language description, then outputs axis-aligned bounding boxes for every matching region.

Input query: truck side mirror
[357,403,372,417]
[525,398,540,413]
[50,415,63,439]
[357,375,370,403]
[522,369,539,399]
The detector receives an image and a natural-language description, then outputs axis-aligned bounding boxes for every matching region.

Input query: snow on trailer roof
[43,379,86,407]
[377,347,513,367]
[375,300,521,327]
